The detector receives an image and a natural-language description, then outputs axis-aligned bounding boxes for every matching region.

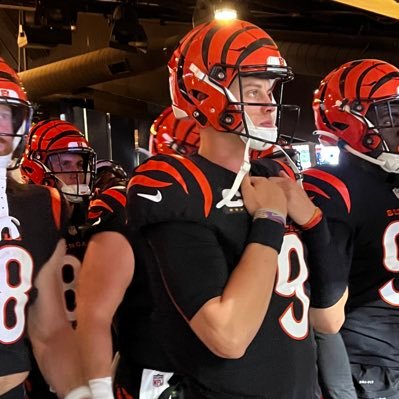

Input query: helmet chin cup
[240,134,275,151]
[61,183,91,203]
[240,113,278,150]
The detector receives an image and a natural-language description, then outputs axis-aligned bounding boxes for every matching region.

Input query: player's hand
[240,174,287,217]
[269,171,316,225]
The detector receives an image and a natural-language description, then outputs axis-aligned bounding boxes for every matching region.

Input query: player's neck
[198,128,246,173]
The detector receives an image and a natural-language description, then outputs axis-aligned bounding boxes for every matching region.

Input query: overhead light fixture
[214,7,237,20]
[109,2,148,53]
[214,1,238,20]
[193,0,247,26]
[17,0,77,49]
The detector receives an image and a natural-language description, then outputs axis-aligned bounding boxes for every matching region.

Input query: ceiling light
[214,7,238,20]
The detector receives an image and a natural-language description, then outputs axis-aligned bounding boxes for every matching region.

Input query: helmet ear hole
[331,121,349,131]
[192,109,207,126]
[363,133,382,150]
[351,100,364,112]
[191,90,208,101]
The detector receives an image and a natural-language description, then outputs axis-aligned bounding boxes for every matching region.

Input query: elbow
[310,311,345,334]
[313,320,343,334]
[204,332,250,359]
[310,289,348,334]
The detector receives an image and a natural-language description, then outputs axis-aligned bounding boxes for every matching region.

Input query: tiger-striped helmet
[0,58,32,169]
[150,106,200,156]
[21,119,96,202]
[168,19,296,150]
[313,59,399,154]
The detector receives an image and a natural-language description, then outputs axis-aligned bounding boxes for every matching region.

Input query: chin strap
[344,143,399,173]
[215,138,304,209]
[313,130,339,146]
[314,129,399,173]
[216,138,252,209]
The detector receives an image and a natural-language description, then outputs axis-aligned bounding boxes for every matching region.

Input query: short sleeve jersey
[123,153,317,399]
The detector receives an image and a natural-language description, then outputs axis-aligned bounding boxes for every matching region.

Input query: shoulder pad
[303,166,351,214]
[250,157,298,179]
[86,187,127,236]
[251,157,280,177]
[127,154,213,228]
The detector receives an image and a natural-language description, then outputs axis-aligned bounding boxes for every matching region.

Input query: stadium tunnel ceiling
[1,0,399,141]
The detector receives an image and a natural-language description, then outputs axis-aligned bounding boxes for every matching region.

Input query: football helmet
[313,59,399,173]
[168,19,297,151]
[94,159,128,193]
[149,106,200,156]
[21,119,96,202]
[0,58,33,169]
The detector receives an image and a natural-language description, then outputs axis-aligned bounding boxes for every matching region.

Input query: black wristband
[247,218,285,253]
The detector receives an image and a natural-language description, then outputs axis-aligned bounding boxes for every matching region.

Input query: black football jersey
[0,181,65,376]
[85,186,127,238]
[303,152,399,367]
[124,153,316,399]
[61,203,88,324]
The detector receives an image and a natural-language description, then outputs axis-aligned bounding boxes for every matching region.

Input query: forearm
[77,318,114,380]
[191,243,278,357]
[218,243,278,339]
[32,326,86,398]
[28,240,89,398]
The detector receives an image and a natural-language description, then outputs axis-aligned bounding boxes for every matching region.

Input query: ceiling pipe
[19,35,181,101]
[18,32,399,102]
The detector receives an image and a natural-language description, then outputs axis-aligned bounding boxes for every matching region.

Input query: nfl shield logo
[153,374,164,387]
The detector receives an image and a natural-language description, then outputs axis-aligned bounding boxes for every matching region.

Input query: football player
[123,19,338,399]
[21,119,97,325]
[20,119,96,398]
[0,59,90,399]
[76,159,133,399]
[304,59,399,399]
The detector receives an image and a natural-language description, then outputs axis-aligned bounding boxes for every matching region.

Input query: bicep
[77,231,134,322]
[146,222,228,320]
[28,240,69,342]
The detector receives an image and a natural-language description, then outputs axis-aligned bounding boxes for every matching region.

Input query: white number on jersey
[62,254,81,323]
[275,233,310,340]
[379,221,399,306]
[0,246,33,344]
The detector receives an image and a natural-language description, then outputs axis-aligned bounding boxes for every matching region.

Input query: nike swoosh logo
[137,190,162,202]
[92,217,102,226]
